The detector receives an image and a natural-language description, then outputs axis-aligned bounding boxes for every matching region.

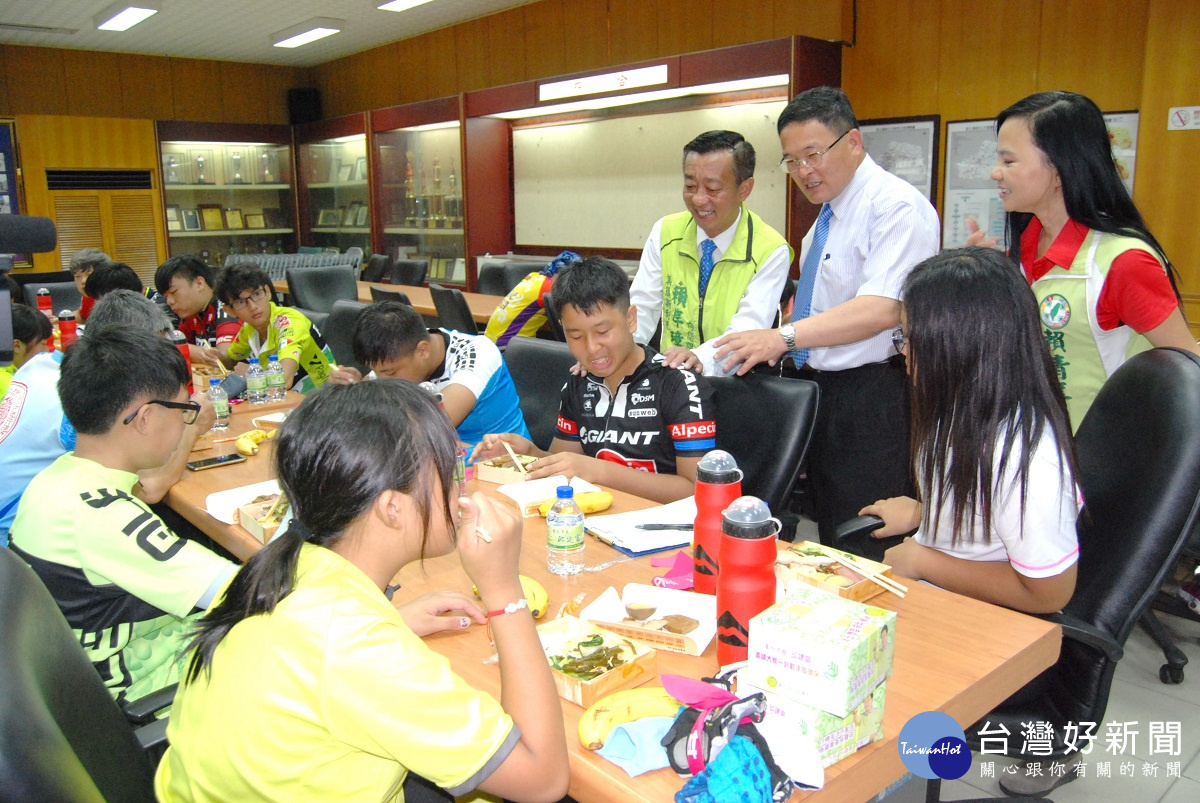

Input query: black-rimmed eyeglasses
[891,327,907,356]
[122,399,202,426]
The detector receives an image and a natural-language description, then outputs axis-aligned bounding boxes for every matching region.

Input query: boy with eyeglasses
[9,326,237,703]
[214,263,333,392]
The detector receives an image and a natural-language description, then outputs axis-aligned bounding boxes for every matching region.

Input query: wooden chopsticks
[820,546,908,598]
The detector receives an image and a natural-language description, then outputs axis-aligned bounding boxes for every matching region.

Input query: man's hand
[191,391,216,432]
[858,496,922,538]
[568,360,587,377]
[327,365,363,385]
[469,432,538,465]
[525,451,597,483]
[965,217,1000,249]
[396,590,486,637]
[661,346,702,372]
[714,328,786,376]
[193,344,226,368]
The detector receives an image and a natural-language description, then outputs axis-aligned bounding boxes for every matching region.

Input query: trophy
[230,150,244,184]
[194,153,208,184]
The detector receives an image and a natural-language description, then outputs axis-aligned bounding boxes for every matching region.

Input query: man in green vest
[629,130,792,377]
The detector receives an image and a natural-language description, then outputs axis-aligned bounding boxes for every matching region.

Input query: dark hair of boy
[351,301,427,367]
[59,326,189,436]
[12,302,53,346]
[683,130,756,184]
[86,289,172,335]
[551,256,630,317]
[156,254,216,295]
[6,275,25,307]
[84,263,144,299]
[777,85,859,136]
[214,262,271,306]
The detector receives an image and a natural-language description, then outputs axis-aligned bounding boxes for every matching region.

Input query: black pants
[792,356,914,556]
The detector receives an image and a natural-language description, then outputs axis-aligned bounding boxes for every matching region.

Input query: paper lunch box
[579,584,716,656]
[537,616,656,708]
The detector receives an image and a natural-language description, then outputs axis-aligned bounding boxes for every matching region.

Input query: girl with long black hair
[861,247,1080,614]
[156,380,568,802]
[973,90,1196,428]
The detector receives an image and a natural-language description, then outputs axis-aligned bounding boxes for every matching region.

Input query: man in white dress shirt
[630,130,792,377]
[716,87,940,555]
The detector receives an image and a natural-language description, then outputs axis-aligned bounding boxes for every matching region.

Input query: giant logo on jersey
[596,448,658,473]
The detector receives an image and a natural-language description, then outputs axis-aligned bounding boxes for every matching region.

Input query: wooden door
[49,189,164,284]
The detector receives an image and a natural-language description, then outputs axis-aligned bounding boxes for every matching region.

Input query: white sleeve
[993,434,1080,578]
[442,335,500,399]
[857,198,940,301]
[630,218,665,345]
[693,241,792,376]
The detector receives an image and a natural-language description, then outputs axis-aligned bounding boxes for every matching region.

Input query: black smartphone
[186,453,248,471]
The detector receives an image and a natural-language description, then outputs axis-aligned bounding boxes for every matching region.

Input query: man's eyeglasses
[778,129,851,173]
[891,327,907,356]
[122,399,202,426]
[230,288,268,311]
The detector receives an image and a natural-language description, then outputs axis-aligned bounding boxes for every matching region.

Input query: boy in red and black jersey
[472,257,715,504]
[155,255,239,369]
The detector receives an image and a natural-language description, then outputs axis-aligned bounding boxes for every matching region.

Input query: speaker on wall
[287,87,322,125]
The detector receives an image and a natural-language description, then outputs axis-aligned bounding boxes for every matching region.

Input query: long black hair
[997,91,1180,293]
[903,247,1077,546]
[184,379,460,682]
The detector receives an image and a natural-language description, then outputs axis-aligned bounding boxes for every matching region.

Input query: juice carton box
[741,678,887,767]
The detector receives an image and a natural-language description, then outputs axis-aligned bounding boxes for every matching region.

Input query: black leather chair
[361,253,390,284]
[1140,531,1200,683]
[0,547,169,802]
[477,262,541,296]
[285,265,358,331]
[922,348,1200,800]
[323,300,370,373]
[390,258,429,287]
[541,289,567,342]
[23,280,83,313]
[504,337,576,450]
[708,374,820,513]
[429,282,478,335]
[369,286,412,306]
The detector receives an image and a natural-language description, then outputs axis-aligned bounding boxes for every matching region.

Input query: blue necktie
[697,238,718,300]
[789,204,832,366]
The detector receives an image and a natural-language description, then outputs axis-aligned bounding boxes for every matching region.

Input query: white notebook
[584,496,697,557]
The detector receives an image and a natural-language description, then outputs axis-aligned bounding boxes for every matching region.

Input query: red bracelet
[485,598,529,618]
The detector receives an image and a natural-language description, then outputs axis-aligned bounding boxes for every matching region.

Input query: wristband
[485,598,529,618]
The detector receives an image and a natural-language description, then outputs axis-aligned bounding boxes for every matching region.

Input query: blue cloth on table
[675,735,774,803]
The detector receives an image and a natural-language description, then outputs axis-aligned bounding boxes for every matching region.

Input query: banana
[235,428,270,456]
[538,490,614,517]
[577,686,681,750]
[472,575,548,619]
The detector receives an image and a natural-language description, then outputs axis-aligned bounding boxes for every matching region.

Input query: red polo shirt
[1020,218,1177,333]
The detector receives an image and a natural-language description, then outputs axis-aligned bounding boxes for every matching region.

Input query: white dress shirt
[631,207,791,376]
[799,155,940,371]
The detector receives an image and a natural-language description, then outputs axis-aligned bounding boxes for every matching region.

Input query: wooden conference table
[271,279,502,325]
[165,398,1062,802]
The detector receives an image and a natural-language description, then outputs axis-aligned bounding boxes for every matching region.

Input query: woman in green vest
[976,91,1197,429]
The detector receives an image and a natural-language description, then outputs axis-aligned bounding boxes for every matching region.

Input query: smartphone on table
[186,453,248,471]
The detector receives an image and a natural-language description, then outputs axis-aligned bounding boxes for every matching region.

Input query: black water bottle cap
[697,449,741,483]
[721,496,777,538]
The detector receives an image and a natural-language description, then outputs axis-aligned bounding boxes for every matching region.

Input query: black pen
[634,523,694,531]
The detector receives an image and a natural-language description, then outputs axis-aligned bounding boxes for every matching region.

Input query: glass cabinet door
[375,122,464,284]
[299,134,370,254]
[160,138,295,267]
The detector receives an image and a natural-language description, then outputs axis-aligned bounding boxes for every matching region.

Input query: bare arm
[439,383,478,429]
[525,440,695,503]
[1142,308,1200,353]
[133,394,216,503]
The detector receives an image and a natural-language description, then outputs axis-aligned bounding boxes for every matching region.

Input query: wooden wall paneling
[0,46,12,115]
[118,54,175,121]
[786,37,844,256]
[656,0,715,58]
[49,194,105,272]
[170,58,225,122]
[7,47,68,115]
[454,18,492,93]
[774,0,847,41]
[424,27,461,101]
[608,0,660,66]
[310,56,355,120]
[935,0,1042,122]
[63,50,122,118]
[398,36,431,104]
[351,44,404,115]
[842,0,942,119]
[462,116,514,283]
[262,66,309,125]
[220,61,269,124]
[1136,0,1200,331]
[1037,0,1148,110]
[521,0,567,81]
[487,8,529,88]
[558,0,610,74]
[710,0,776,49]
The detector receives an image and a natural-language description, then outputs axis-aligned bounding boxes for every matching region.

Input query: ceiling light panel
[271,17,343,49]
[95,2,159,32]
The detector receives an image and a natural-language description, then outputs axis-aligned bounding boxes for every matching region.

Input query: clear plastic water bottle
[265,354,286,401]
[246,361,267,403]
[208,378,230,431]
[546,486,585,575]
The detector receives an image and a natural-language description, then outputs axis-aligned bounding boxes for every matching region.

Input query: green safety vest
[1032,229,1157,431]
[658,206,791,350]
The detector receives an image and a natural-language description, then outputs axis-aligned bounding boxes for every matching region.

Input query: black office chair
[323,300,370,374]
[285,265,358,332]
[361,253,390,284]
[23,280,83,313]
[477,262,541,296]
[390,258,429,287]
[708,374,820,514]
[504,337,576,450]
[541,290,567,342]
[369,286,412,306]
[0,547,171,802]
[918,348,1200,801]
[13,269,73,303]
[429,283,478,335]
[1140,531,1200,684]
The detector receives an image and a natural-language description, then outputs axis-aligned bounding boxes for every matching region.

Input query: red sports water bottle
[716,496,779,666]
[692,449,742,595]
[36,288,53,317]
[170,330,194,395]
[57,310,78,350]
